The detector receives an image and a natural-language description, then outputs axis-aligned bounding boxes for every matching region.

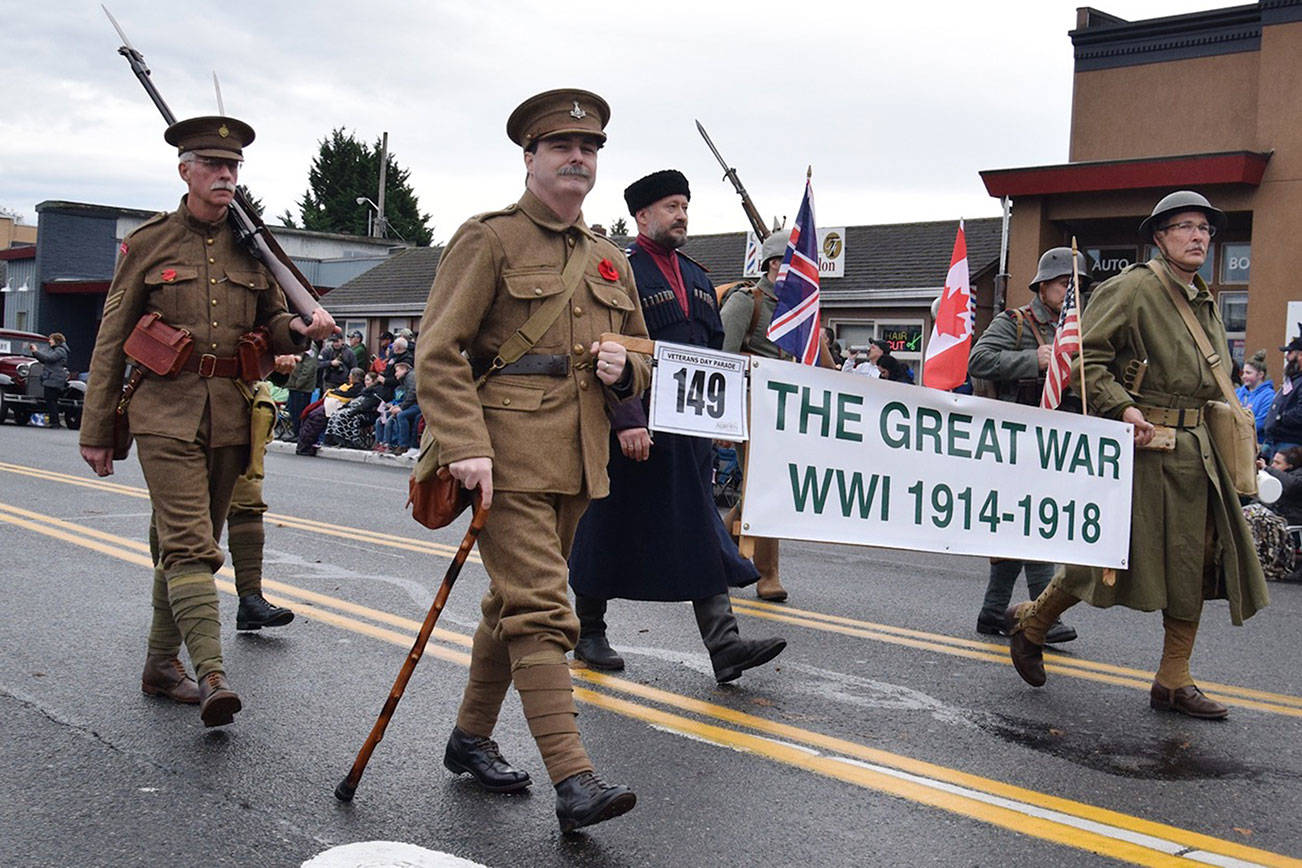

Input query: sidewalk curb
[266,438,416,468]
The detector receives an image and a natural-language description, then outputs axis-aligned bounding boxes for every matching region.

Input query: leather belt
[1136,404,1203,428]
[180,352,242,379]
[471,353,570,379]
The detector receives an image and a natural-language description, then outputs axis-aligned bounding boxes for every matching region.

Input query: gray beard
[651,227,687,249]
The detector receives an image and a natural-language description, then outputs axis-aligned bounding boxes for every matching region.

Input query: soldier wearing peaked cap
[79,116,334,729]
[1005,190,1268,721]
[416,88,650,833]
[1263,328,1302,458]
[567,168,786,683]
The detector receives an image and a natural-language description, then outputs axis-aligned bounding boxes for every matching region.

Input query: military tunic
[416,190,651,649]
[719,275,789,360]
[1060,257,1268,624]
[968,294,1055,403]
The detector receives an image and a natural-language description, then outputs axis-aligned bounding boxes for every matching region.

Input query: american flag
[1040,275,1080,409]
[766,178,822,365]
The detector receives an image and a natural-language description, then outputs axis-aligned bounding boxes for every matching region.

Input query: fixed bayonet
[102,6,322,319]
[695,119,769,240]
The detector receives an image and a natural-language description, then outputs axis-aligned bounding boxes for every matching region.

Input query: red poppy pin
[597,258,619,281]
[161,268,177,282]
[119,241,129,256]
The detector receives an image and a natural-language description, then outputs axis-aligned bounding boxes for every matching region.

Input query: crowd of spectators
[284,328,425,458]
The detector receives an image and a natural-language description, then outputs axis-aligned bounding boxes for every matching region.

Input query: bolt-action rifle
[695,120,770,240]
[102,5,322,323]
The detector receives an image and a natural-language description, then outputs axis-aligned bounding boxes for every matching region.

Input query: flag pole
[1071,236,1087,418]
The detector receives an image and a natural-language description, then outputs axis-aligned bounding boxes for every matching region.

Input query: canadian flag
[922,222,973,391]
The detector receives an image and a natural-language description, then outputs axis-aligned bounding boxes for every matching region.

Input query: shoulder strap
[479,234,591,386]
[1149,257,1238,404]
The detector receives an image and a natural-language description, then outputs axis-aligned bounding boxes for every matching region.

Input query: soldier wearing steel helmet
[968,246,1092,644]
[415,88,650,833]
[1005,190,1269,720]
[78,116,334,729]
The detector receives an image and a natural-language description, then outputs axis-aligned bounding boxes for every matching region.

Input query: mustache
[210,181,237,193]
[558,165,591,179]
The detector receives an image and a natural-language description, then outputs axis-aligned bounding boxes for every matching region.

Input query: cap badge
[570,101,586,120]
[218,124,230,138]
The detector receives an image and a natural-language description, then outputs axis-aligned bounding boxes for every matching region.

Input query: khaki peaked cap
[506,89,609,148]
[164,115,255,160]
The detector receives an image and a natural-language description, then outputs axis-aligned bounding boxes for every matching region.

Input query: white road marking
[303,841,488,868]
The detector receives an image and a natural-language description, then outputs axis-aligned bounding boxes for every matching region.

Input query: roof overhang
[980,150,1272,198]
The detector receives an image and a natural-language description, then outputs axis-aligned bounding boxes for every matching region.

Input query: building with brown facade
[981,1,1302,365]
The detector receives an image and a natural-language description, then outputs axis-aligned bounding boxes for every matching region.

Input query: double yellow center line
[0,462,1298,865]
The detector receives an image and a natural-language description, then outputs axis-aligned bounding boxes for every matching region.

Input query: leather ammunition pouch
[123,312,193,376]
[237,327,275,383]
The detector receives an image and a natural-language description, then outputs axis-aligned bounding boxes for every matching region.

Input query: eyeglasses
[1158,220,1216,237]
[193,156,243,173]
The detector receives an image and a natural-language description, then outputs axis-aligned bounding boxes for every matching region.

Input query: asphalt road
[1,422,1300,867]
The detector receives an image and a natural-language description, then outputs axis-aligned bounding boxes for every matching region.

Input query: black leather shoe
[1005,605,1046,687]
[1044,620,1078,645]
[236,594,294,631]
[443,727,531,793]
[574,635,624,671]
[555,770,635,833]
[975,615,1006,636]
[712,637,787,684]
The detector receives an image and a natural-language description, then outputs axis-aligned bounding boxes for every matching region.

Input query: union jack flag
[766,178,821,365]
[1040,275,1080,409]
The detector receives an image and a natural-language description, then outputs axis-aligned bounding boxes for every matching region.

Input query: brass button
[572,343,584,354]
[579,380,589,390]
[210,278,217,285]
[212,321,219,327]
[211,299,218,306]
[534,287,543,296]
[210,342,218,349]
[502,397,511,406]
[208,257,215,264]
[573,306,583,317]
[206,238,214,245]
[567,237,576,247]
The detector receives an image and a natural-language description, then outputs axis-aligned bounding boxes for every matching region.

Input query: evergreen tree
[291,129,433,245]
[610,217,629,236]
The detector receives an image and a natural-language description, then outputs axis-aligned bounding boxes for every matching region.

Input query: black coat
[569,242,758,601]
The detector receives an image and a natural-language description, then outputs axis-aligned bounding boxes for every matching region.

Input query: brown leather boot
[1005,604,1046,687]
[141,653,200,705]
[755,575,787,602]
[198,672,242,727]
[1149,682,1228,720]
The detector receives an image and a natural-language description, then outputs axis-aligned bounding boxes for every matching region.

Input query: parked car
[0,328,86,427]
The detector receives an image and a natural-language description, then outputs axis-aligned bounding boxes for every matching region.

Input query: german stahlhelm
[1029,247,1094,291]
[760,231,787,267]
[1138,190,1227,238]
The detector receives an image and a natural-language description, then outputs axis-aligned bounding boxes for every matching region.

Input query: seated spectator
[375,362,419,456]
[297,368,364,456]
[324,371,384,449]
[1245,446,1302,580]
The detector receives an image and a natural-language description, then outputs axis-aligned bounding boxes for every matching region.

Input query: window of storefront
[344,319,367,339]
[836,322,874,352]
[831,320,924,364]
[1086,246,1138,282]
[1219,291,1248,365]
[1221,242,1250,284]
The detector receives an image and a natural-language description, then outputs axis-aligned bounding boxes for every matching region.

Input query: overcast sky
[1,0,1231,243]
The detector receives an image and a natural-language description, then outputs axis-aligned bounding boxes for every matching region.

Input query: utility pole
[375,131,389,238]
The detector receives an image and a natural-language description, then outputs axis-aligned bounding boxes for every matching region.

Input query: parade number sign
[741,359,1134,568]
[647,342,749,440]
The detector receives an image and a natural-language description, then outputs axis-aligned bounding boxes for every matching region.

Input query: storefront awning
[980,150,1271,198]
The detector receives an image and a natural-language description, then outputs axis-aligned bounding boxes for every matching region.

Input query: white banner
[648,342,749,440]
[743,227,845,278]
[741,358,1134,568]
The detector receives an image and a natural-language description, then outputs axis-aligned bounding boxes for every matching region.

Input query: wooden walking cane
[334,496,489,802]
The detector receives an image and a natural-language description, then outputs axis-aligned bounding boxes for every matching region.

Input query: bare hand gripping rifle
[695,120,770,240]
[102,5,322,324]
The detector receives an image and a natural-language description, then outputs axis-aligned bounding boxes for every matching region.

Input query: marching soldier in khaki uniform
[416,89,650,833]
[1006,191,1269,719]
[79,116,333,727]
